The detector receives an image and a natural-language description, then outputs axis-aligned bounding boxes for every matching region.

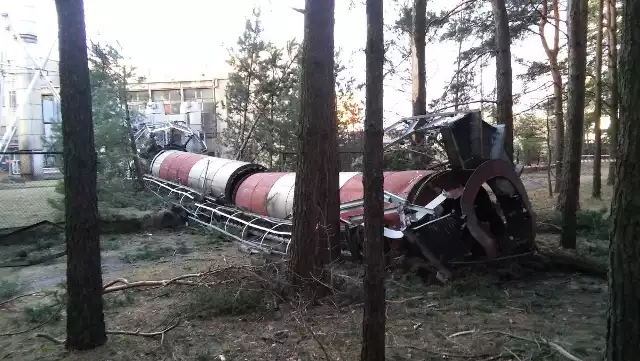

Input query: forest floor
[0,177,612,361]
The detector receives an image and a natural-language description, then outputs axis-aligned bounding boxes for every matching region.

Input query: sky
[4,0,587,126]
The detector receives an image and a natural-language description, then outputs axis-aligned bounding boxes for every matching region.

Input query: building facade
[126,78,229,155]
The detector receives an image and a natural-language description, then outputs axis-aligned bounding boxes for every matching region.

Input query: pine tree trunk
[361,0,386,359]
[606,0,619,185]
[557,0,588,249]
[546,100,554,197]
[55,0,107,350]
[539,0,564,192]
[411,0,426,118]
[410,0,427,166]
[593,0,604,198]
[606,1,640,357]
[552,75,564,192]
[491,0,514,161]
[289,0,338,293]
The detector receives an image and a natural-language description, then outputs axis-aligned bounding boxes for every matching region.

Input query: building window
[129,91,149,103]
[42,95,61,123]
[9,91,16,109]
[152,90,170,101]
[169,90,181,102]
[184,88,213,100]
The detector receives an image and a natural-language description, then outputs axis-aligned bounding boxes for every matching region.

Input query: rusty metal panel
[383,170,430,198]
[204,159,254,198]
[266,173,296,219]
[409,170,463,205]
[339,171,436,228]
[234,172,288,216]
[234,173,264,211]
[187,157,215,191]
[339,173,363,204]
[175,153,206,186]
[151,150,174,178]
[153,151,266,199]
[158,150,182,180]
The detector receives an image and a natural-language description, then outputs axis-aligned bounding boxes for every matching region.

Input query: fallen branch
[0,251,66,268]
[536,221,562,232]
[537,251,607,279]
[0,292,42,307]
[448,329,476,338]
[388,343,495,359]
[543,338,584,361]
[0,306,63,337]
[107,321,180,345]
[103,275,201,293]
[34,333,64,345]
[290,307,333,361]
[484,331,584,361]
[102,265,251,293]
[36,322,180,346]
[386,295,423,304]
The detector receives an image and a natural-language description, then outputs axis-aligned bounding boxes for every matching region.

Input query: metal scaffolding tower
[0,3,60,178]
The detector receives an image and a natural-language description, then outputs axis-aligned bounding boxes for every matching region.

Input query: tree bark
[593,0,605,198]
[606,0,619,185]
[490,0,514,161]
[361,0,386,359]
[552,73,564,192]
[289,0,339,294]
[606,1,640,357]
[546,97,554,197]
[410,0,427,166]
[55,0,107,350]
[557,0,588,249]
[539,0,565,192]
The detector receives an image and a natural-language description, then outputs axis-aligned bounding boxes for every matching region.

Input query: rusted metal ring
[460,159,536,259]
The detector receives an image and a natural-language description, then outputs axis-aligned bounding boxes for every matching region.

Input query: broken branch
[103,274,202,293]
[102,265,253,293]
[0,292,42,307]
[107,321,180,345]
[0,306,63,337]
[483,331,584,361]
[36,322,180,346]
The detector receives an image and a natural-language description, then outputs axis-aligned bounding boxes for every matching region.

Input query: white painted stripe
[266,173,296,219]
[339,172,361,188]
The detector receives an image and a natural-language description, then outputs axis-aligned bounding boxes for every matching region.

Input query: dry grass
[0,230,608,361]
[527,179,612,267]
[0,186,60,229]
[527,179,613,221]
[0,176,615,361]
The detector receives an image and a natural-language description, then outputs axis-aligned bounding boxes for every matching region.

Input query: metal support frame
[143,175,291,254]
[339,189,449,227]
[383,111,475,151]
[136,120,208,153]
[143,174,450,255]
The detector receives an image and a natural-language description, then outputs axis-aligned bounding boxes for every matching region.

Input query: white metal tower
[0,1,59,179]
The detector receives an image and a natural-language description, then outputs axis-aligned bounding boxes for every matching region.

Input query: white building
[125,78,229,155]
[0,3,230,178]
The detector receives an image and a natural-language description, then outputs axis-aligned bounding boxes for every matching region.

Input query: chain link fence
[0,152,63,233]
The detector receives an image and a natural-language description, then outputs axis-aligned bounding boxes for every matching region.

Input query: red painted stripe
[235,173,289,216]
[175,153,206,186]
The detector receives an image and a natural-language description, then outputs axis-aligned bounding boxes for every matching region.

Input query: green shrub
[0,279,22,301]
[187,287,265,319]
[548,209,610,240]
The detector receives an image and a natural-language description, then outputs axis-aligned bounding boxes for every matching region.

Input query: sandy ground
[0,165,613,361]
